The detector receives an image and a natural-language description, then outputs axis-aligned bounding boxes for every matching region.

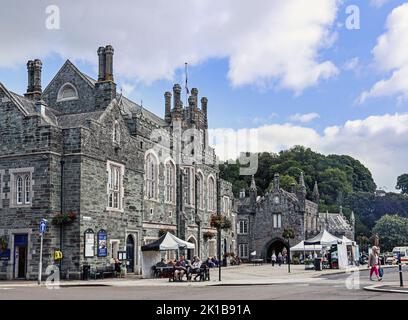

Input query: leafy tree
[372,215,408,252]
[396,174,408,195]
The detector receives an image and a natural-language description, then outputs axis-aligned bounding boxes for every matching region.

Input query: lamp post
[283,228,295,273]
[216,173,222,282]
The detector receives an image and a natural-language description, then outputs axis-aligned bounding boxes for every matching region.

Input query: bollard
[398,253,404,287]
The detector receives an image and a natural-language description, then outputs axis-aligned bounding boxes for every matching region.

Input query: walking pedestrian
[277,252,283,266]
[271,252,277,267]
[368,246,382,281]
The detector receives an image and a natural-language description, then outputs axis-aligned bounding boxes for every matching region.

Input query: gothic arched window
[145,152,158,200]
[197,171,204,209]
[165,159,176,203]
[208,175,216,212]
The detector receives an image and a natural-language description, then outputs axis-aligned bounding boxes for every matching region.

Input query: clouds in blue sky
[0,0,340,93]
[1,0,408,190]
[359,3,408,104]
[211,112,408,191]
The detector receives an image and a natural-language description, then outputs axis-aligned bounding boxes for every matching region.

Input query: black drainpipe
[60,159,65,275]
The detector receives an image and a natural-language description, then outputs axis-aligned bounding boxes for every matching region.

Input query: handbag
[378,266,384,278]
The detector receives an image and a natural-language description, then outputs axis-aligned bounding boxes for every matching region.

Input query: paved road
[0,267,407,300]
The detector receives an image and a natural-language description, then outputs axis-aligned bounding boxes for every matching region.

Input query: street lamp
[283,228,295,273]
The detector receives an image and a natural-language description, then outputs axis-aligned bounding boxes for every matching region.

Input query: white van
[392,247,408,264]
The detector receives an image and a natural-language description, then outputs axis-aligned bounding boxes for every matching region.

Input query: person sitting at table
[205,257,215,268]
[174,255,187,281]
[156,258,167,267]
[211,256,219,267]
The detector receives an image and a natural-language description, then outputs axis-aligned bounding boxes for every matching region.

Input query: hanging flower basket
[203,231,216,241]
[210,214,232,230]
[0,236,8,251]
[52,212,77,226]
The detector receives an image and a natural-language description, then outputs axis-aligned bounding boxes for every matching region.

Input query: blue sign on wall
[97,230,108,257]
[0,249,10,261]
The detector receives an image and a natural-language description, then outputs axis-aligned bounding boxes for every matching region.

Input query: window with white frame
[113,121,120,144]
[208,176,216,212]
[10,169,33,207]
[165,160,176,203]
[273,213,282,228]
[239,244,249,259]
[57,83,78,102]
[239,220,248,234]
[197,172,204,209]
[183,167,195,206]
[107,161,124,210]
[145,152,158,200]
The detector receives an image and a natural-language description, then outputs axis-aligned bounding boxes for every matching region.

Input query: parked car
[359,253,368,265]
[384,252,394,265]
[392,247,408,264]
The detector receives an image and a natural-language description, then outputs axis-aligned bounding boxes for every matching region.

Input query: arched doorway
[187,236,197,261]
[265,238,288,262]
[126,235,135,273]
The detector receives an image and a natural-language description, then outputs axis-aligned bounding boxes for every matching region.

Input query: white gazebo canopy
[341,235,354,245]
[290,240,322,252]
[304,229,342,246]
[141,232,195,251]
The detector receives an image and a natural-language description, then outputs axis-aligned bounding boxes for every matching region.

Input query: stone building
[236,173,355,261]
[0,45,236,280]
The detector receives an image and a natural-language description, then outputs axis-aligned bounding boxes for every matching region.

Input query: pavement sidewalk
[0,264,397,288]
[364,283,408,294]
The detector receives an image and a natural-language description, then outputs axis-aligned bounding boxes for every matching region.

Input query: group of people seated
[154,255,212,281]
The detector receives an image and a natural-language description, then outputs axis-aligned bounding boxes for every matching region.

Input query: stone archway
[264,238,289,262]
[187,236,197,261]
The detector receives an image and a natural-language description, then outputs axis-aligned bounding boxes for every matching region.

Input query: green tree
[372,215,408,252]
[396,174,408,195]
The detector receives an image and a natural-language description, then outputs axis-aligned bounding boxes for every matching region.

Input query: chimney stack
[95,45,116,110]
[201,97,208,128]
[164,91,172,123]
[173,84,182,111]
[191,88,198,108]
[104,45,114,82]
[97,46,106,81]
[25,59,42,101]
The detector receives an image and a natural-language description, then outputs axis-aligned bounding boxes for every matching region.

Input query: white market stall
[342,235,360,266]
[304,229,349,269]
[141,232,195,278]
[290,240,322,257]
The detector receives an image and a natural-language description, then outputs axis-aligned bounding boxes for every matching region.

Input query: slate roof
[120,96,167,126]
[9,91,37,114]
[56,111,105,128]
[319,212,352,232]
[76,67,167,127]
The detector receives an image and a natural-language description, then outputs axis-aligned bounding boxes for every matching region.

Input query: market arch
[264,238,289,262]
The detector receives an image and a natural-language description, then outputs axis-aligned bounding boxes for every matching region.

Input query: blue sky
[1,0,408,190]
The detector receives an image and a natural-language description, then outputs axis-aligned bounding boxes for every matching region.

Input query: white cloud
[289,112,320,123]
[359,3,408,103]
[0,0,340,93]
[210,113,408,190]
[343,57,359,71]
[370,0,391,8]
